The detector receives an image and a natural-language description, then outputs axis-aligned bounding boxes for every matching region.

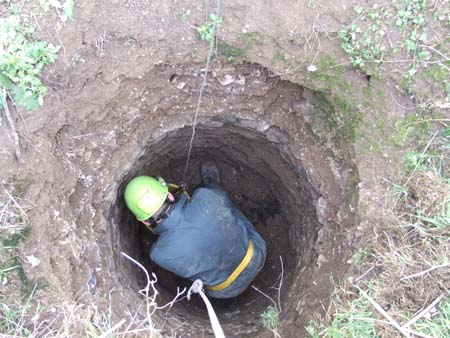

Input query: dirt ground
[1,0,447,337]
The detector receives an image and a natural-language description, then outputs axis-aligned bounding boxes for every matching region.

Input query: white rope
[188,279,226,338]
[182,0,221,181]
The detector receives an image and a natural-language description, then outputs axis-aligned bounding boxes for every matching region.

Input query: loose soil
[1,0,440,337]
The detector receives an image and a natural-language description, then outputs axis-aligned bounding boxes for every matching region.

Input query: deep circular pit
[109,64,358,337]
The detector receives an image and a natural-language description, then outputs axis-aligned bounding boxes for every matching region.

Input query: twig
[159,286,187,311]
[2,90,21,160]
[117,327,161,335]
[355,266,375,282]
[356,286,412,338]
[271,328,282,338]
[14,284,37,337]
[329,57,450,69]
[120,252,186,321]
[98,319,126,338]
[4,188,27,219]
[121,251,156,330]
[54,26,70,67]
[7,93,30,135]
[400,263,450,281]
[277,256,283,312]
[404,118,450,128]
[0,0,26,15]
[402,295,444,328]
[254,256,284,314]
[438,61,450,72]
[419,44,450,61]
[122,300,146,334]
[252,285,279,310]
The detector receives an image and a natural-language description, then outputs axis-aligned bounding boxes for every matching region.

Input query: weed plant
[0,0,76,112]
[0,15,59,111]
[261,305,279,330]
[196,13,222,43]
[338,0,450,96]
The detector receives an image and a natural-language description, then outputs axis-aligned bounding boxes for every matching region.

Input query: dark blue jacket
[149,187,266,298]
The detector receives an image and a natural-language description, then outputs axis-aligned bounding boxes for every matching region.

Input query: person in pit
[124,162,266,298]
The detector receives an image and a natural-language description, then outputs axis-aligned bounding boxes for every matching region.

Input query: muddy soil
[0,0,417,337]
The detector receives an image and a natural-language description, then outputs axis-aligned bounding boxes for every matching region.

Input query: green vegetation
[391,113,432,147]
[402,128,449,175]
[308,127,450,337]
[0,188,36,335]
[39,0,75,21]
[351,248,371,270]
[401,128,450,229]
[196,13,222,43]
[0,15,60,110]
[339,1,429,69]
[0,212,32,294]
[0,0,77,112]
[299,54,364,146]
[0,1,77,112]
[311,91,361,144]
[306,290,379,338]
[261,305,279,330]
[215,31,266,61]
[338,0,450,97]
[237,31,264,49]
[413,301,450,337]
[217,41,245,60]
[0,301,34,336]
[338,9,384,69]
[272,51,287,63]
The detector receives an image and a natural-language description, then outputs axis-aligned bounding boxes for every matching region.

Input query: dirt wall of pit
[19,62,358,337]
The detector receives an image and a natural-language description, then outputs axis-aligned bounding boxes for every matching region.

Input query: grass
[0,227,32,291]
[0,184,33,306]
[261,306,279,331]
[351,248,372,270]
[308,125,450,337]
[412,300,450,337]
[306,287,379,338]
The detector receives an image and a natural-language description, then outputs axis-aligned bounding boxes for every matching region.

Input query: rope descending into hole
[182,0,221,182]
[188,279,226,338]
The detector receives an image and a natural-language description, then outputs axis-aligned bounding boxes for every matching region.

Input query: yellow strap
[207,240,254,291]
[168,183,191,200]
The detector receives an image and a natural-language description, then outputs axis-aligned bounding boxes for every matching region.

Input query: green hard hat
[124,176,169,221]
